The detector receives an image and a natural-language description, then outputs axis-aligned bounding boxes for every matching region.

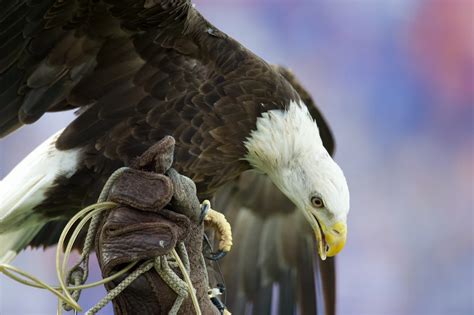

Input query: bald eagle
[0,0,349,314]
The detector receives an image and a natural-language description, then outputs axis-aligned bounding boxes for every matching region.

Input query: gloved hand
[95,136,220,315]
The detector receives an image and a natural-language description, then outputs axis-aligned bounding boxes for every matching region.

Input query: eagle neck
[243,100,325,175]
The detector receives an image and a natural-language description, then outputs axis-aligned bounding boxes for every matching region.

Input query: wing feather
[215,171,336,315]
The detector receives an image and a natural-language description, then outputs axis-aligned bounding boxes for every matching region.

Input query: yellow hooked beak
[316,220,347,259]
[303,211,347,260]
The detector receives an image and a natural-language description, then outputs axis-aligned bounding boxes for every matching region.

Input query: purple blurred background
[1,0,473,314]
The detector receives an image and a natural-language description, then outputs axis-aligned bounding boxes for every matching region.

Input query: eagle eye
[311,196,324,208]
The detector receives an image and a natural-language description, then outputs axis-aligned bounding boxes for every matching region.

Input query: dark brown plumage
[2,0,301,199]
[214,170,337,315]
[1,1,337,314]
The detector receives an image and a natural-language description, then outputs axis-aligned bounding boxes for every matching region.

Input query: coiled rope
[0,167,202,314]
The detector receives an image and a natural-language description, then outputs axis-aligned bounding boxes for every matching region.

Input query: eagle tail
[0,226,43,264]
[0,129,80,262]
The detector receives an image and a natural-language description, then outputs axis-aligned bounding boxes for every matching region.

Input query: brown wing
[215,171,336,315]
[0,0,299,197]
[214,75,336,314]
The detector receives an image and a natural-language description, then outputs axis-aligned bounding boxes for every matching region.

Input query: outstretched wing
[0,0,299,196]
[214,71,337,315]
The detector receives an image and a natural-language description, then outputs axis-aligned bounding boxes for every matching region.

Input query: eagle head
[244,101,350,260]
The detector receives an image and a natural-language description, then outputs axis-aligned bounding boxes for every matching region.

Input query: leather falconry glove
[95,136,221,315]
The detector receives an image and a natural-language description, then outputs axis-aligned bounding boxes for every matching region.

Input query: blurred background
[1,0,473,314]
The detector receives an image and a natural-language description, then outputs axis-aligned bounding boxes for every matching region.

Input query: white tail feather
[0,226,43,264]
[0,129,80,262]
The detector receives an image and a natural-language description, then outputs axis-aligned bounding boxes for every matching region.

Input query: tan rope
[61,167,129,311]
[0,201,134,313]
[172,247,202,315]
[85,260,155,314]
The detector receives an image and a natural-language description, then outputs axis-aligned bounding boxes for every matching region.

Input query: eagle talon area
[203,206,233,254]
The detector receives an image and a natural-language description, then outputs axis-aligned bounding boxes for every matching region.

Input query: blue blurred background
[1,0,473,314]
